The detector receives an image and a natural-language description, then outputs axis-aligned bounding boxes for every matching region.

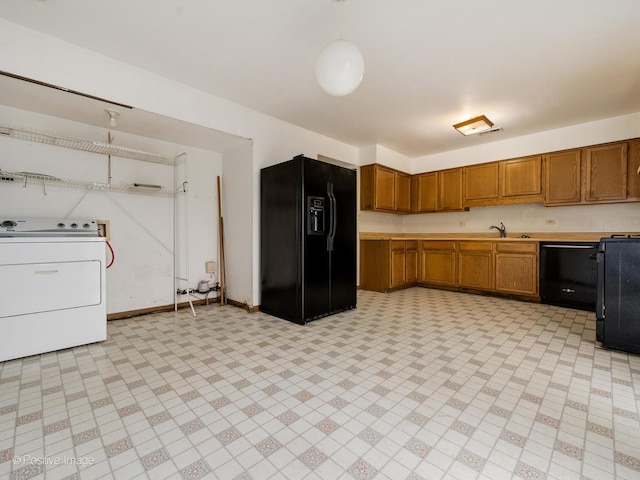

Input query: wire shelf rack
[0,170,174,197]
[0,124,176,165]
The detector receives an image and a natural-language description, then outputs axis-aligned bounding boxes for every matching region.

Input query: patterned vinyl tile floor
[1,288,639,480]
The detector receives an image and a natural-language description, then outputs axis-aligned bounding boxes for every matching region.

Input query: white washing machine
[0,218,106,362]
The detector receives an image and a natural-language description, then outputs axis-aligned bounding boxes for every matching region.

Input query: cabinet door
[628,140,640,201]
[458,242,493,290]
[494,243,538,296]
[390,241,406,288]
[544,150,582,205]
[585,143,627,202]
[420,241,457,286]
[411,172,438,212]
[395,172,412,212]
[439,168,464,211]
[463,163,499,204]
[359,240,391,292]
[375,166,396,211]
[500,156,542,198]
[405,241,418,284]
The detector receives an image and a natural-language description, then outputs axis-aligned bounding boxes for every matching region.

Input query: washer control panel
[0,218,98,237]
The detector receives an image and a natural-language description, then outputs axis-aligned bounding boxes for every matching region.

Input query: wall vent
[478,127,503,136]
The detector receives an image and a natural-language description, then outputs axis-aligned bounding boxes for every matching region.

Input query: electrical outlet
[97,220,110,241]
[545,219,557,226]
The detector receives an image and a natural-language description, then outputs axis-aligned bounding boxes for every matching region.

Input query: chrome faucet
[490,222,506,238]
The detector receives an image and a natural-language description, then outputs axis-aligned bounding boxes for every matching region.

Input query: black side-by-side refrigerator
[260,155,357,324]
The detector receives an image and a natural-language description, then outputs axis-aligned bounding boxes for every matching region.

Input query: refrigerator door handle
[332,185,337,245]
[327,182,336,251]
[596,250,605,319]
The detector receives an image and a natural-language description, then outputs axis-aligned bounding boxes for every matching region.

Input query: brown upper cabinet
[544,141,629,206]
[463,156,542,208]
[544,149,582,205]
[439,168,465,211]
[463,163,499,206]
[628,139,640,201]
[395,171,412,212]
[361,137,638,214]
[500,156,543,201]
[411,172,438,213]
[360,164,411,213]
[584,143,627,202]
[411,169,465,213]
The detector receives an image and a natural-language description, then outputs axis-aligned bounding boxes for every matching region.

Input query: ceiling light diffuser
[453,115,494,136]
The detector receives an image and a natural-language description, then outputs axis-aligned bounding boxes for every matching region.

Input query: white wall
[221,142,254,307]
[0,105,222,314]
[411,112,640,173]
[359,211,404,233]
[403,202,640,235]
[359,144,412,172]
[375,145,413,173]
[243,114,361,307]
[0,19,361,308]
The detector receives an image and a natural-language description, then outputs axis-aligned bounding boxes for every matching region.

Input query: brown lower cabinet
[405,241,419,285]
[458,242,494,290]
[361,239,540,299]
[360,240,418,292]
[494,242,539,296]
[419,241,457,286]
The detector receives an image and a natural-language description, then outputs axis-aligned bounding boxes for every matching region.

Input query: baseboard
[225,298,260,313]
[107,297,219,320]
[106,296,263,320]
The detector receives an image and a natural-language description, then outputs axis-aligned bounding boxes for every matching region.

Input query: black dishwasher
[540,242,599,311]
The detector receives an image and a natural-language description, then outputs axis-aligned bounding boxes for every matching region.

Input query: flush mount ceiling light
[453,115,494,136]
[105,109,120,128]
[316,0,364,97]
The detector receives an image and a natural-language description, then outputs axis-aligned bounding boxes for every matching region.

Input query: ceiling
[0,74,251,154]
[2,0,640,158]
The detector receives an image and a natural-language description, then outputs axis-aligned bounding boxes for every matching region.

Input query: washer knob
[1,220,17,228]
[83,223,91,229]
[70,223,78,228]
[57,223,66,228]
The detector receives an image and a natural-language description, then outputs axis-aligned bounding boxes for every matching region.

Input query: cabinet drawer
[421,240,456,250]
[495,242,538,254]
[391,240,406,251]
[405,240,418,250]
[459,241,493,252]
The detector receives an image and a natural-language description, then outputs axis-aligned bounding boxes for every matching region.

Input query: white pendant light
[316,0,364,96]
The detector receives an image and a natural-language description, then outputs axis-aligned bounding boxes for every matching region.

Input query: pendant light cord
[339,0,344,39]
[107,131,113,187]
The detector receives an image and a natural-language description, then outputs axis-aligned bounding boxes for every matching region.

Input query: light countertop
[359,232,639,242]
